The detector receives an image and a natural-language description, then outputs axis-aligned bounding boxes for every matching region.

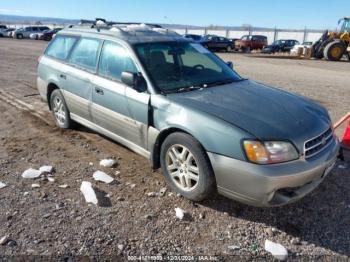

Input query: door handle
[59,74,67,80]
[95,87,104,95]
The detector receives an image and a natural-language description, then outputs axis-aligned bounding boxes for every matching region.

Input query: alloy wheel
[166,144,200,191]
[52,96,66,126]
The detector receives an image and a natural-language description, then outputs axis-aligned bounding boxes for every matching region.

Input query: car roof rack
[68,18,163,29]
[65,18,182,42]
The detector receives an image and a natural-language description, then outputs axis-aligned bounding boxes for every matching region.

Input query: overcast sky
[0,0,348,29]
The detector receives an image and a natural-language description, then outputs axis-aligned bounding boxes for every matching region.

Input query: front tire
[160,132,216,201]
[49,89,73,129]
[324,41,346,61]
[226,45,232,52]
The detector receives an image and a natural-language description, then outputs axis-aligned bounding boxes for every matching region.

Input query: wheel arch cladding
[151,127,194,169]
[47,83,59,110]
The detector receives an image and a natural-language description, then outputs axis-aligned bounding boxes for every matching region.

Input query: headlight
[243,140,299,164]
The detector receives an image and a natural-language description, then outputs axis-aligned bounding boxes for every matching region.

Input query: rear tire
[160,132,216,202]
[16,34,23,39]
[226,45,232,52]
[324,41,346,61]
[49,89,74,129]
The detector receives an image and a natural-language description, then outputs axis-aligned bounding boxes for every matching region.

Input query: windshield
[134,42,242,93]
[273,40,285,45]
[337,19,350,32]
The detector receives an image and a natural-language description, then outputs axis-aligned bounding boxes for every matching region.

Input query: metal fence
[3,22,325,44]
[171,27,325,44]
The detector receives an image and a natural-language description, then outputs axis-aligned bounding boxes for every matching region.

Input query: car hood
[166,80,331,152]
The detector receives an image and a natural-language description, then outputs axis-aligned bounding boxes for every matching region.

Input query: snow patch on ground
[93,171,114,184]
[39,165,54,173]
[22,168,42,179]
[265,239,288,261]
[80,181,98,205]
[175,208,185,220]
[99,159,117,168]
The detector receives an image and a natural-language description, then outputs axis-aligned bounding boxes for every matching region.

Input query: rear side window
[45,35,78,60]
[98,41,137,81]
[69,38,101,71]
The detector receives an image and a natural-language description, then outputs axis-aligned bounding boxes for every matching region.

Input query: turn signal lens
[244,140,298,164]
[243,141,268,164]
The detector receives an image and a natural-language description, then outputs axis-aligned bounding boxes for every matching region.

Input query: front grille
[304,127,333,158]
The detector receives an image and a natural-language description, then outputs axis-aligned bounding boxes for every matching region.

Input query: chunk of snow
[93,171,114,184]
[0,182,6,189]
[58,184,68,189]
[100,159,116,168]
[0,235,9,245]
[228,245,240,251]
[118,244,124,251]
[80,181,98,205]
[39,165,53,174]
[265,239,288,261]
[175,208,185,220]
[31,184,40,188]
[146,192,158,197]
[47,177,55,182]
[22,168,41,179]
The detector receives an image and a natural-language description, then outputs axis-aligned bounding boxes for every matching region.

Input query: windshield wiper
[162,85,202,94]
[202,79,235,88]
[203,78,248,88]
[175,85,203,93]
[161,78,248,95]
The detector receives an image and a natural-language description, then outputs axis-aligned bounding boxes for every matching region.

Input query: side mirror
[226,61,233,69]
[121,72,147,93]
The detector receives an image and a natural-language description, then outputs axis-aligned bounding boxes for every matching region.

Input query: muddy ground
[0,38,349,261]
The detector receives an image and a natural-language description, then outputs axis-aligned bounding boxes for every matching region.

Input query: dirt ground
[0,38,349,261]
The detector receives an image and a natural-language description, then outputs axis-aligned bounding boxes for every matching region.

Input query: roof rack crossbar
[77,18,162,28]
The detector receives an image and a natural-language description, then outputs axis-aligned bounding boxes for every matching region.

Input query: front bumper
[208,138,340,207]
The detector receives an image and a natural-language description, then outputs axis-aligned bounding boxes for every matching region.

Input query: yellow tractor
[312,17,350,61]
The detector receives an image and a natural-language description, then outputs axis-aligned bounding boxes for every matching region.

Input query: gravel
[0,38,349,260]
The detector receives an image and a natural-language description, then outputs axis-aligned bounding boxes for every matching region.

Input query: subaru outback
[37,20,340,207]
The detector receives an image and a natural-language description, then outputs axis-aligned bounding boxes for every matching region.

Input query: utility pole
[303,27,307,43]
[274,26,278,42]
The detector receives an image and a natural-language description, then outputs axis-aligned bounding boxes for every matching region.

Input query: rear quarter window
[69,38,101,71]
[45,35,78,61]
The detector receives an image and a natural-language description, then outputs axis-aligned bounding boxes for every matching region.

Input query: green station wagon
[37,20,340,207]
